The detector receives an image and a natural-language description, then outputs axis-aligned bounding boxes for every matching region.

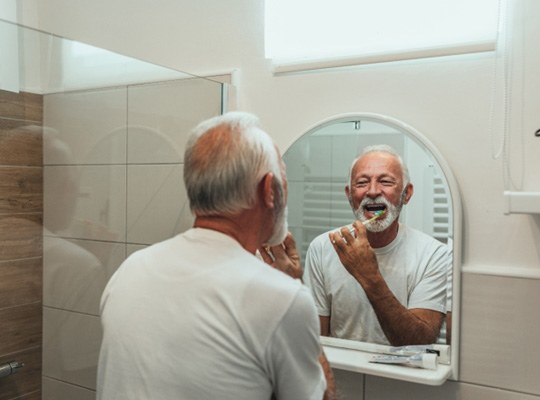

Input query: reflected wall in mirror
[283,113,459,351]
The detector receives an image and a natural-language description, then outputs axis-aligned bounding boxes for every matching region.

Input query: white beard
[353,195,402,232]
[266,205,288,246]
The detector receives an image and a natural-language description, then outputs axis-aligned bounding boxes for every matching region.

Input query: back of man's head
[184,112,281,216]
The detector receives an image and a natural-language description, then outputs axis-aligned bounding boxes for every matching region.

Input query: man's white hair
[184,112,282,216]
[348,144,410,187]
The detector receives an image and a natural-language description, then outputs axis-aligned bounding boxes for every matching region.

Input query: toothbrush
[346,209,385,235]
[362,209,385,225]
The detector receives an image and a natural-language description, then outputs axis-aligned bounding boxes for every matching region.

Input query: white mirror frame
[287,113,462,385]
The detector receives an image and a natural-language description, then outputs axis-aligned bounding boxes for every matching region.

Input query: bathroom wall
[41,79,222,398]
[11,0,540,399]
[0,89,43,399]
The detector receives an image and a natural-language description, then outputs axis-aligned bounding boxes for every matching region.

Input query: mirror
[283,113,461,382]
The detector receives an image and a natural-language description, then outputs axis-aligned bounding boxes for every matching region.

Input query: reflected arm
[329,224,444,346]
[446,311,452,345]
[363,281,444,345]
[319,316,330,336]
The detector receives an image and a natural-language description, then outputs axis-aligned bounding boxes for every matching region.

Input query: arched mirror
[283,113,461,384]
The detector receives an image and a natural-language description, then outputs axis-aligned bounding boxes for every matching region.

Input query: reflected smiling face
[346,152,413,232]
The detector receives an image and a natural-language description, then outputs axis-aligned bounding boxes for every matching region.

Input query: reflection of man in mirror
[303,144,450,346]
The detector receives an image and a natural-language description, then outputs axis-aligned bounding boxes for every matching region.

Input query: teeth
[365,205,386,212]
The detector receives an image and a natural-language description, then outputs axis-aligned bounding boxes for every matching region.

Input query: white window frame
[265,0,502,74]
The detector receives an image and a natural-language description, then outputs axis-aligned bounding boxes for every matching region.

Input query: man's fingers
[339,226,355,243]
[269,244,286,261]
[283,233,299,258]
[258,246,274,264]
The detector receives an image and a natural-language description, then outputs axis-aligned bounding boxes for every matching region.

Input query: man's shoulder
[249,259,305,292]
[399,225,451,270]
[402,225,448,249]
[309,228,335,249]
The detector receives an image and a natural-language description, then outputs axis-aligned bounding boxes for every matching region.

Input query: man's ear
[403,183,414,204]
[260,172,275,209]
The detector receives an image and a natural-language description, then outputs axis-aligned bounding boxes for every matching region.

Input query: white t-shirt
[97,228,326,400]
[304,224,449,345]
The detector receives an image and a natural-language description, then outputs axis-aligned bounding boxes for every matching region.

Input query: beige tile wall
[41,78,222,397]
[0,89,43,399]
[364,375,540,400]
[460,273,540,395]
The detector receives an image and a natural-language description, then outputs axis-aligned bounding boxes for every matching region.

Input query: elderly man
[97,112,335,400]
[303,144,450,346]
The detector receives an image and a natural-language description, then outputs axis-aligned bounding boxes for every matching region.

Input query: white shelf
[504,191,540,214]
[321,337,452,386]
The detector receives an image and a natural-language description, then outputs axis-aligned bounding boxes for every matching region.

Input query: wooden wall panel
[0,119,43,166]
[0,258,42,308]
[0,303,42,355]
[0,167,43,214]
[0,346,42,400]
[0,90,43,123]
[0,89,43,399]
[0,214,43,261]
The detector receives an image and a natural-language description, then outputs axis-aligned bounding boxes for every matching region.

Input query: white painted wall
[12,0,540,398]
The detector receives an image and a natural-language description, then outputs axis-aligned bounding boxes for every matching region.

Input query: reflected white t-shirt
[97,228,326,400]
[304,224,449,345]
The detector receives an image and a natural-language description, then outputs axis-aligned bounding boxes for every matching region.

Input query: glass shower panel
[1,18,224,398]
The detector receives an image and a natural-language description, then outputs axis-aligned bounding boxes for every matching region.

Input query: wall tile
[0,303,42,355]
[7,391,42,400]
[43,237,125,315]
[0,257,42,308]
[43,88,127,165]
[363,375,540,400]
[460,273,540,395]
[127,164,192,244]
[333,369,364,400]
[0,119,42,166]
[42,307,101,390]
[0,346,42,400]
[457,382,540,400]
[44,165,126,242]
[0,214,42,261]
[43,376,95,400]
[0,166,42,214]
[127,78,222,164]
[126,243,146,257]
[365,375,458,400]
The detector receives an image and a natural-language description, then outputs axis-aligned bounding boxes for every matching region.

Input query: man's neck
[366,222,400,248]
[193,211,265,254]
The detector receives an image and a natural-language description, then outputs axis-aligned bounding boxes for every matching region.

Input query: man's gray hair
[349,144,410,187]
[184,111,282,216]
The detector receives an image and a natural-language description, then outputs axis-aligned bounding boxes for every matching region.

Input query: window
[265,0,501,73]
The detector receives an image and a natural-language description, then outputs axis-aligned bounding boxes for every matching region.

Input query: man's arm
[329,223,444,346]
[319,316,330,337]
[260,233,336,400]
[319,351,336,400]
